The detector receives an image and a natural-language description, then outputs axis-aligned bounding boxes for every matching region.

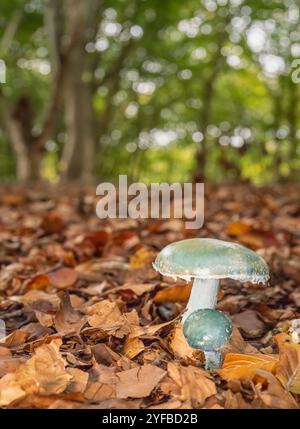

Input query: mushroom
[153,238,269,368]
[183,309,233,368]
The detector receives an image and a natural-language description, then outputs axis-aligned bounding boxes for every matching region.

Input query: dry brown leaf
[0,338,71,406]
[168,322,196,359]
[14,338,72,396]
[118,283,156,296]
[255,369,298,409]
[34,310,54,327]
[54,292,86,335]
[91,343,120,365]
[0,372,27,407]
[128,319,176,339]
[0,347,24,377]
[130,247,156,270]
[223,390,253,409]
[218,353,278,383]
[83,281,107,296]
[223,327,259,355]
[87,300,131,338]
[82,230,109,249]
[232,310,266,338]
[40,212,64,234]
[67,368,89,393]
[275,333,300,394]
[115,364,166,399]
[123,337,145,359]
[84,364,117,402]
[161,362,216,408]
[14,290,60,309]
[239,230,277,250]
[0,330,29,347]
[153,283,192,303]
[26,274,51,291]
[225,220,251,236]
[147,399,183,409]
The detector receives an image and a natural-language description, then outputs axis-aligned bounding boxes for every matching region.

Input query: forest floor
[0,183,299,409]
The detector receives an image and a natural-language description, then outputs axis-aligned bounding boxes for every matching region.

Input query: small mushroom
[183,309,232,368]
[153,238,269,368]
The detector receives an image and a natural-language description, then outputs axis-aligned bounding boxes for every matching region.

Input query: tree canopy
[0,0,299,184]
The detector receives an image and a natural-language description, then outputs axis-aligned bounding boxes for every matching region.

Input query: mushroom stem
[204,351,222,370]
[182,278,219,323]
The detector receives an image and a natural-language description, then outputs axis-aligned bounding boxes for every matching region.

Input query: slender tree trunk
[1,0,78,183]
[287,77,298,171]
[60,0,99,184]
[60,45,96,183]
[194,73,216,182]
[271,77,284,180]
[193,17,231,183]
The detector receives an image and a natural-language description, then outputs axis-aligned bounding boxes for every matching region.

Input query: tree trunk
[193,17,231,183]
[287,77,298,170]
[60,47,96,183]
[60,0,99,184]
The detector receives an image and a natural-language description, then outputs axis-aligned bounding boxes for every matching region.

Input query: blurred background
[0,0,299,186]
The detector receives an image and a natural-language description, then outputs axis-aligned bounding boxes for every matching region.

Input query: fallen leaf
[223,390,253,409]
[91,344,120,366]
[83,230,109,249]
[218,353,278,383]
[130,247,156,270]
[14,338,72,396]
[0,339,71,406]
[40,212,64,234]
[34,310,54,327]
[67,368,89,393]
[83,281,107,296]
[115,364,166,399]
[168,322,196,359]
[154,283,192,303]
[255,369,298,409]
[118,283,156,296]
[223,327,259,354]
[128,319,176,339]
[123,337,144,359]
[14,290,60,309]
[226,220,251,236]
[0,348,24,377]
[0,372,26,407]
[275,333,300,394]
[0,330,29,347]
[161,362,216,408]
[54,292,86,335]
[86,300,136,338]
[26,274,51,291]
[232,310,266,338]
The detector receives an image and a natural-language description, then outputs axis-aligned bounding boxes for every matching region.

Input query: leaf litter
[0,184,300,408]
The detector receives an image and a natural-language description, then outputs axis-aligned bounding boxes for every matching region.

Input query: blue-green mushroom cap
[183,309,233,350]
[153,238,269,283]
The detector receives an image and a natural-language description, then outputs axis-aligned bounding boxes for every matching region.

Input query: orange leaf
[226,220,251,236]
[275,333,300,394]
[154,284,192,303]
[112,230,138,246]
[83,230,109,249]
[40,212,64,234]
[27,274,51,291]
[218,353,278,383]
[130,247,156,270]
[168,322,196,359]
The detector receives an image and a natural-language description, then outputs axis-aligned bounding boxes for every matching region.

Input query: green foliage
[0,0,299,183]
